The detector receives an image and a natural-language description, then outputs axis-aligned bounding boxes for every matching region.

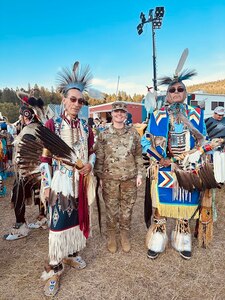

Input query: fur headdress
[56,61,103,102]
[158,48,197,88]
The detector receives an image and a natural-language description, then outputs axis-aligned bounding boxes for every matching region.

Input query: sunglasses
[67,97,84,104]
[168,87,185,93]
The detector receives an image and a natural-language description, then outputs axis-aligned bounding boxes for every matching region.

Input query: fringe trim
[49,226,86,263]
[158,204,199,219]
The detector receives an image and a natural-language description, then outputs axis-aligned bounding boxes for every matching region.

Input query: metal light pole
[152,21,157,91]
[137,7,165,91]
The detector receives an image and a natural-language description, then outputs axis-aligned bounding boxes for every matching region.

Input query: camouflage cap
[112,101,128,112]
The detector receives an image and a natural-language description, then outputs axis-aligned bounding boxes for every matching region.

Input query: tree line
[0,84,144,123]
[2,78,224,123]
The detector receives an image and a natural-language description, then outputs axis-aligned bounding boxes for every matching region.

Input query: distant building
[187,92,225,119]
[89,102,147,123]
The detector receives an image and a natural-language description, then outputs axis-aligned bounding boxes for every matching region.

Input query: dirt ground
[1,176,225,300]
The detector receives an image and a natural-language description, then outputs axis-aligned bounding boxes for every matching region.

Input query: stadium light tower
[137,7,165,91]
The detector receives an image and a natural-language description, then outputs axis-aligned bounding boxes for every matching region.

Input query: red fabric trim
[78,174,89,238]
[45,119,55,132]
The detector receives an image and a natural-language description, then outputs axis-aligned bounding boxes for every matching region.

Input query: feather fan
[35,125,76,161]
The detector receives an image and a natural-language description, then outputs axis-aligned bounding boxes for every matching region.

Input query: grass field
[0,176,225,300]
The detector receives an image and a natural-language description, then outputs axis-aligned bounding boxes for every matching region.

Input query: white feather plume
[175,48,189,76]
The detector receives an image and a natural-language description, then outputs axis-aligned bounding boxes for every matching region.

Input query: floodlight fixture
[136,6,165,91]
[137,24,143,35]
[153,20,162,29]
[140,12,146,23]
[148,9,154,21]
[154,7,165,18]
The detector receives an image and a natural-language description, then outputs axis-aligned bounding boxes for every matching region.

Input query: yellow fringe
[158,204,199,219]
[151,162,199,219]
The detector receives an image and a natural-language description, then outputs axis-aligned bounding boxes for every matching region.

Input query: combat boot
[107,230,117,253]
[120,230,131,253]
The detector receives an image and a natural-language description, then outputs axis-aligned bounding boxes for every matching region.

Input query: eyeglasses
[67,97,84,104]
[168,87,185,93]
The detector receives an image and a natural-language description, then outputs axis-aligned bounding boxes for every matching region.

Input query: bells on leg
[146,218,168,259]
[171,219,192,260]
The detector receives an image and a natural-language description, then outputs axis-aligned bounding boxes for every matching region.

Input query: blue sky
[0,0,225,96]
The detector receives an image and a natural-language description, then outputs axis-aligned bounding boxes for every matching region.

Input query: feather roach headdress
[56,61,93,94]
[56,60,104,102]
[16,89,46,124]
[158,48,197,88]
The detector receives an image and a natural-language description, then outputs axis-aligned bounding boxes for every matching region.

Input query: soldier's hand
[136,175,142,187]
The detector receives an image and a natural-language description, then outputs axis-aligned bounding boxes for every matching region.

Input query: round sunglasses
[168,87,185,93]
[67,96,85,104]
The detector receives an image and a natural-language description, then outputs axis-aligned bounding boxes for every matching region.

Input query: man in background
[205,106,225,139]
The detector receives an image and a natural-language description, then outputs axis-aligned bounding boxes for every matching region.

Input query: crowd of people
[0,115,14,197]
[1,58,225,297]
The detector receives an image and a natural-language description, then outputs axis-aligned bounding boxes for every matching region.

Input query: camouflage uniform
[94,124,143,231]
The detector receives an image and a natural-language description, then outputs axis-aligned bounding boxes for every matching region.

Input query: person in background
[4,101,47,241]
[125,112,133,126]
[88,117,95,128]
[98,119,108,132]
[94,101,143,254]
[205,106,225,139]
[93,117,101,129]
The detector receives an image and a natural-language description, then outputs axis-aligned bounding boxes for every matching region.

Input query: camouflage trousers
[102,178,137,231]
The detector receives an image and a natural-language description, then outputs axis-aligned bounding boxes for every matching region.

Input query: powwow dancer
[35,61,96,297]
[142,48,224,260]
[3,93,47,240]
[0,120,7,197]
